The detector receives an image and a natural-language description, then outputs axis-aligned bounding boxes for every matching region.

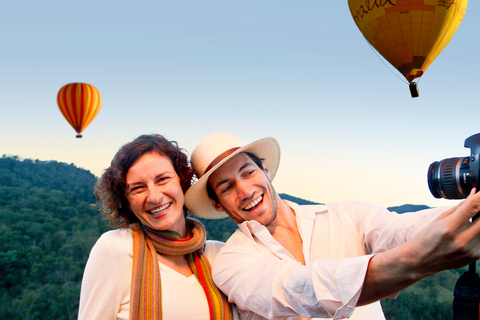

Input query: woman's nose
[146,186,163,204]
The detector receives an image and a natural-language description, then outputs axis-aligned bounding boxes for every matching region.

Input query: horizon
[0,154,462,209]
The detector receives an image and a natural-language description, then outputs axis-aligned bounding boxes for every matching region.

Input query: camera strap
[453,266,480,320]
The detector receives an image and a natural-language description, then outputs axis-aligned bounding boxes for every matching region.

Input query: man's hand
[407,188,480,276]
[358,189,480,306]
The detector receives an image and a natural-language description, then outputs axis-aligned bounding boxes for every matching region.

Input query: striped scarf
[129,218,233,320]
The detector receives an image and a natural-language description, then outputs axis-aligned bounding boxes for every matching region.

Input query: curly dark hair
[94,134,194,228]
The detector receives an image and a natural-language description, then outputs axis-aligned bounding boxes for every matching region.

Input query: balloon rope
[362,35,409,85]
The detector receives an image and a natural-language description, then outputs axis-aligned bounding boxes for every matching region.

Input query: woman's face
[125,152,186,236]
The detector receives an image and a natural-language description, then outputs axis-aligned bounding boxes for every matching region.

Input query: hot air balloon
[348,0,468,97]
[57,82,102,138]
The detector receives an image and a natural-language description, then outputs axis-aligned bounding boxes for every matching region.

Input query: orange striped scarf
[129,218,233,320]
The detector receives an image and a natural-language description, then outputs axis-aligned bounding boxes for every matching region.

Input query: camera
[428,133,480,199]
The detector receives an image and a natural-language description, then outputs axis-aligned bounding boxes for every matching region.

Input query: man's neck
[266,197,305,264]
[266,197,297,232]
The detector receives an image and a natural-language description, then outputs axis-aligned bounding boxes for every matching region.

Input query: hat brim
[185,137,280,219]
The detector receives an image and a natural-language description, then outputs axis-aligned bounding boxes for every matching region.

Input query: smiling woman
[77,134,237,320]
[125,153,186,235]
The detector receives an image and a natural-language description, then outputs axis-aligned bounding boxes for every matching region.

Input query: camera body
[428,133,480,199]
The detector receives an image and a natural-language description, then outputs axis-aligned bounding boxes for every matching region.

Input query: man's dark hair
[206,152,264,203]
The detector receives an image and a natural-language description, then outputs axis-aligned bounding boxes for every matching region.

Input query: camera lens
[427,157,472,199]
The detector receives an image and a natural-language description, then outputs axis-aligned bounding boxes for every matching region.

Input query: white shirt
[159,262,210,319]
[212,200,447,320]
[78,228,237,320]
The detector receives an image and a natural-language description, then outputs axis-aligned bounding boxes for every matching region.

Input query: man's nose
[237,180,254,201]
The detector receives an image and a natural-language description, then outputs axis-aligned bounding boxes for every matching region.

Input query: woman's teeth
[150,203,170,214]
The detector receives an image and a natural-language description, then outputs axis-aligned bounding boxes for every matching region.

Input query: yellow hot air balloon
[348,0,468,97]
[57,83,102,138]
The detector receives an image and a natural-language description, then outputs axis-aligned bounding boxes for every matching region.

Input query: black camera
[428,133,480,199]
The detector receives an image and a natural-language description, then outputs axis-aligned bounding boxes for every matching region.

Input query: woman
[78,134,236,320]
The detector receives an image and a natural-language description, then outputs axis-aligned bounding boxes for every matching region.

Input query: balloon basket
[409,83,419,98]
[76,134,83,138]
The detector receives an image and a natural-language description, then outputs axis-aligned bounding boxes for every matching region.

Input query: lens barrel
[428,157,472,199]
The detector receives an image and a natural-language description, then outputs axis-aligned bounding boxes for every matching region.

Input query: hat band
[204,147,241,175]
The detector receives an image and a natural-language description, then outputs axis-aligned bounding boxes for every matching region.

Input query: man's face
[208,153,278,225]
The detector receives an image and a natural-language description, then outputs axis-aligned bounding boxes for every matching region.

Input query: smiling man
[185,132,480,320]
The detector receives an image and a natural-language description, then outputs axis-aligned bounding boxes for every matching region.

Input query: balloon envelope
[348,0,468,82]
[57,83,102,138]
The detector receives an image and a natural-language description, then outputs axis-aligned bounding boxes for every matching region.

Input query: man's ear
[212,200,226,212]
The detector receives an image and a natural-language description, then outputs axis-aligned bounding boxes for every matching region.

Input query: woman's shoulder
[90,228,133,258]
[98,228,133,240]
[96,228,132,243]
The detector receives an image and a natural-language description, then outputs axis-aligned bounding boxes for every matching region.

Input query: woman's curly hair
[94,134,194,228]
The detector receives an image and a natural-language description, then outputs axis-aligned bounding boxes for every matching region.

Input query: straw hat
[185,132,280,219]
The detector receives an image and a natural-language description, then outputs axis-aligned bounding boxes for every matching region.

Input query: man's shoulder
[325,200,380,213]
[220,223,270,254]
[225,226,255,245]
[284,200,327,217]
[288,200,386,222]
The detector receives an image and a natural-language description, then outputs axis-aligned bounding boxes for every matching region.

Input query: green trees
[0,156,108,320]
[196,216,237,242]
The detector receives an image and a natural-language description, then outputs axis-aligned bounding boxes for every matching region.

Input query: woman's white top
[78,228,231,320]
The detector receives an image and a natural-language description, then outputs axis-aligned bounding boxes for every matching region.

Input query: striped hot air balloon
[348,0,468,97]
[57,82,102,138]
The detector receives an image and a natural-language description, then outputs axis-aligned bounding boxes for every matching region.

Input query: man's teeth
[244,196,262,210]
[150,203,170,214]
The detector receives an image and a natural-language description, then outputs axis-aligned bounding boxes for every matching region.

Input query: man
[185,132,480,320]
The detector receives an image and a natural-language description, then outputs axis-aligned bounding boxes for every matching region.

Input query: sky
[0,0,479,209]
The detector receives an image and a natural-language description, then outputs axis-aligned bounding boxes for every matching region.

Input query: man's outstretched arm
[358,189,480,306]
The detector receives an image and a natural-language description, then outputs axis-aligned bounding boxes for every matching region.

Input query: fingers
[436,200,464,219]
[460,189,480,219]
[446,189,480,229]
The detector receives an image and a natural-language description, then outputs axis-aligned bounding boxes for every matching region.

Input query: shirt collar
[237,200,326,237]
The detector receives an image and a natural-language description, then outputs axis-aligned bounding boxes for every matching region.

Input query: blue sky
[1,0,479,208]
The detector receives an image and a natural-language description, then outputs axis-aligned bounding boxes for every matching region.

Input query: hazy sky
[1,0,479,208]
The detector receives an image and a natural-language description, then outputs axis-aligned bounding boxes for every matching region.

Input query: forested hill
[0,155,469,319]
[1,155,96,201]
[0,156,108,320]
